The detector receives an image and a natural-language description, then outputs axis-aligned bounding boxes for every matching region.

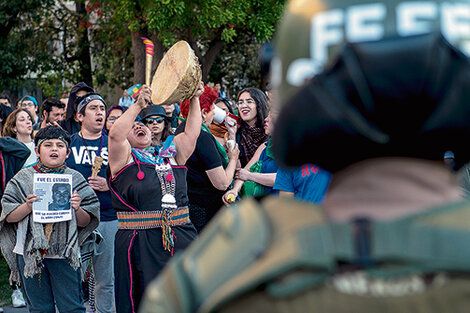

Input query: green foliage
[208,33,262,99]
[111,0,285,48]
[0,257,11,305]
[0,0,55,91]
[90,1,134,89]
[0,0,286,98]
[221,27,236,43]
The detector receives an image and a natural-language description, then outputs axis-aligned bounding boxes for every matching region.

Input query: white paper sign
[33,173,73,223]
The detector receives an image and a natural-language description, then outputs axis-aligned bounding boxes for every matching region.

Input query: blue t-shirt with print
[259,144,279,195]
[273,164,331,204]
[66,133,116,221]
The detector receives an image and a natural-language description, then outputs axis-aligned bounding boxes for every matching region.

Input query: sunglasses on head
[144,116,165,124]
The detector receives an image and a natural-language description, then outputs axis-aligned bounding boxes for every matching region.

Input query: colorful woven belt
[117,207,190,230]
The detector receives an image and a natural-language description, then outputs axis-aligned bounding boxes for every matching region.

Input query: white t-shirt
[12,221,26,255]
[23,141,37,168]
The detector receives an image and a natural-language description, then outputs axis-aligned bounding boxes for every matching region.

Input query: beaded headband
[77,94,106,113]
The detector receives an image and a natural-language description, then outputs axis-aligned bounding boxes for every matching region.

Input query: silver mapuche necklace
[155,162,177,253]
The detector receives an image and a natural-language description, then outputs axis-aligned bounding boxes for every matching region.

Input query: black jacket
[0,137,30,211]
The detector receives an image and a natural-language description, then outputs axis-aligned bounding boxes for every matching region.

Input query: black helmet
[272,0,470,172]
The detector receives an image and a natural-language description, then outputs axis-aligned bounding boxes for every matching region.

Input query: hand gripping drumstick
[141,37,154,86]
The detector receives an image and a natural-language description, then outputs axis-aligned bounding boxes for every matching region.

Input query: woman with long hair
[223,110,279,203]
[235,87,269,167]
[3,109,36,168]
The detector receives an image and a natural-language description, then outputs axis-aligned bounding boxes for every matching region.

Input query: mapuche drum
[151,41,202,106]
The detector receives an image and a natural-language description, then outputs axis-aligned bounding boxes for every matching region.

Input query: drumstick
[91,156,104,177]
[141,37,154,85]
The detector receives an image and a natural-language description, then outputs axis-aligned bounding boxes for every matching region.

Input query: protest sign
[33,173,73,223]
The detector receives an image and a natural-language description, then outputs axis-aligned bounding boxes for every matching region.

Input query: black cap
[139,105,167,120]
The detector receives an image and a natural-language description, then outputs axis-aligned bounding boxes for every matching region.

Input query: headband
[77,94,106,113]
[37,136,69,149]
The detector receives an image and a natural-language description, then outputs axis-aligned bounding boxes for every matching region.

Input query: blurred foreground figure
[140,0,470,312]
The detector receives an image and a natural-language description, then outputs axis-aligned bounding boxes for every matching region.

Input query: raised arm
[108,85,151,177]
[174,82,204,165]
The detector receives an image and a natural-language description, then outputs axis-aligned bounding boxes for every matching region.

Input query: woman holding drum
[107,41,204,313]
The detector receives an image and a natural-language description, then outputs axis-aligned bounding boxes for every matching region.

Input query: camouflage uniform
[140,197,470,313]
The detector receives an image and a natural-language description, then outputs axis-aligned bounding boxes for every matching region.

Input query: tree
[0,0,53,94]
[1,0,97,98]
[208,33,262,98]
[0,0,285,103]
[110,0,286,84]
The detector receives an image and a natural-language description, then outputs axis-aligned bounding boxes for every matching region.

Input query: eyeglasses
[21,102,35,107]
[238,99,255,106]
[145,117,165,124]
[108,116,120,122]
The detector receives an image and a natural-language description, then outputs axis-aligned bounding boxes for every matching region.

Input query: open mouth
[96,117,104,123]
[240,109,250,115]
[136,129,146,137]
[50,153,58,158]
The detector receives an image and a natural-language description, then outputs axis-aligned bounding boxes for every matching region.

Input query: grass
[0,257,11,306]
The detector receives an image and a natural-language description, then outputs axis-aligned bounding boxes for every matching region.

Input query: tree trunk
[150,34,164,82]
[131,31,146,85]
[188,39,225,84]
[202,40,225,84]
[75,2,93,88]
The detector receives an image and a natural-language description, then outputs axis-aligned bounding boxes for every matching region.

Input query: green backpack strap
[331,200,470,276]
[373,200,470,273]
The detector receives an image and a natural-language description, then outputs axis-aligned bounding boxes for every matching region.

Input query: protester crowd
[0,75,463,313]
[0,80,331,313]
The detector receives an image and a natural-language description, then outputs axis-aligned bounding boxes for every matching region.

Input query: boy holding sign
[0,126,100,312]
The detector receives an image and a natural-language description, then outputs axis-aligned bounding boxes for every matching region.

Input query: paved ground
[2,301,92,312]
[3,306,28,313]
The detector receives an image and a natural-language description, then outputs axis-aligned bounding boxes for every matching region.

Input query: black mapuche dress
[107,136,197,313]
